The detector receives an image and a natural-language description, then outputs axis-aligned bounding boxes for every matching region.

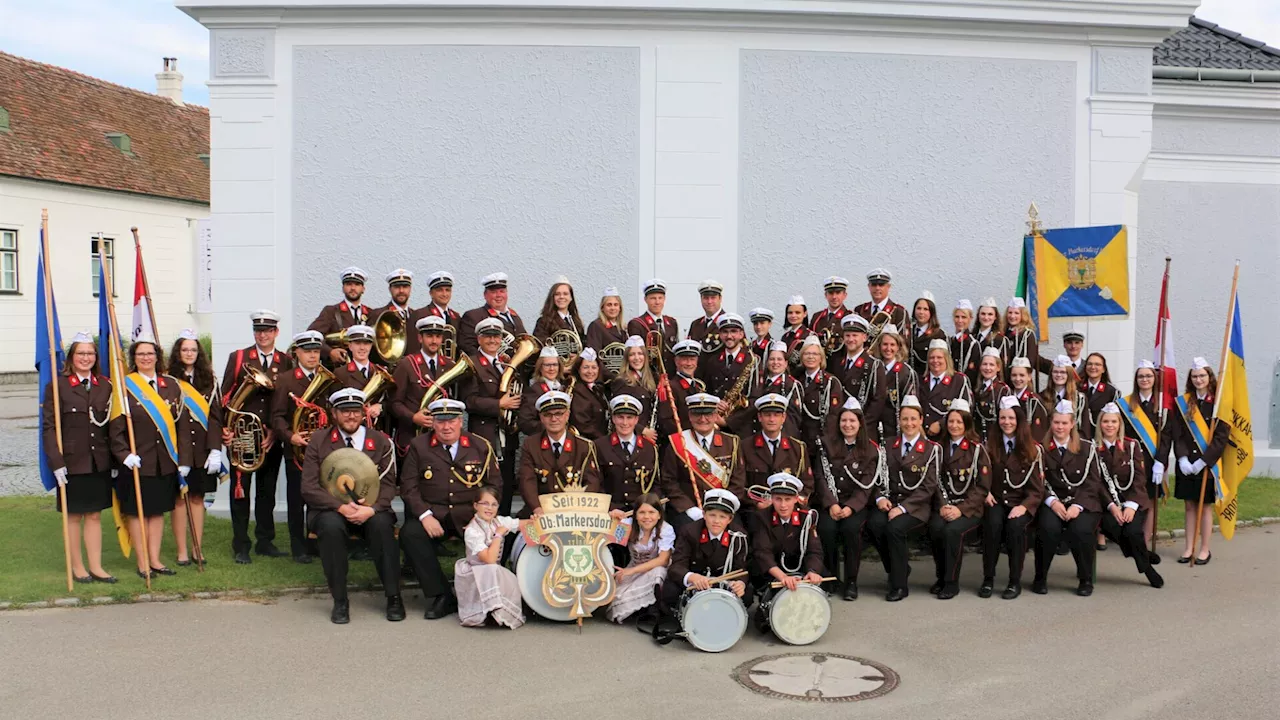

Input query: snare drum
[763,583,830,645]
[679,588,748,653]
[515,542,614,622]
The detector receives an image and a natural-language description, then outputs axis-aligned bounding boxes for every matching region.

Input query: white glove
[1151,462,1164,486]
[686,506,704,521]
[123,454,142,470]
[53,467,68,487]
[204,450,223,475]
[178,466,191,478]
[1177,457,1193,475]
[1190,459,1207,474]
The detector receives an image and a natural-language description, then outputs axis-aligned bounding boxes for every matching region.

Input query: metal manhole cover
[731,653,899,702]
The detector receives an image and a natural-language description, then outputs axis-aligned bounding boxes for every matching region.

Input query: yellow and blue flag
[1016,225,1129,339]
[1214,293,1253,539]
[35,225,64,492]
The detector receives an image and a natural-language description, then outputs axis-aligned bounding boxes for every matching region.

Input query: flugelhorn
[289,365,335,465]
[225,365,274,473]
[499,334,542,431]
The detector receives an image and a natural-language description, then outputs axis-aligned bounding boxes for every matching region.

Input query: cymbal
[319,447,380,506]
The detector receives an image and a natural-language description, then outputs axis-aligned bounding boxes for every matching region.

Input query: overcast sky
[0,0,1276,107]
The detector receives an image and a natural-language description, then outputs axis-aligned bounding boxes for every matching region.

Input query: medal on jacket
[459,462,483,488]
[423,468,433,480]
[697,459,712,475]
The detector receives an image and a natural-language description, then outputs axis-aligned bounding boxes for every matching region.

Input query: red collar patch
[346,362,358,371]
[459,435,471,448]
[294,368,305,379]
[69,375,81,387]
[889,362,901,372]
[339,301,349,312]
[772,511,802,527]
[700,528,731,546]
[959,439,970,450]
[916,440,926,453]
[330,429,340,443]
[893,437,902,449]
[941,375,952,386]
[365,438,376,451]
[679,377,693,389]
[477,355,491,367]
[712,433,723,448]
[430,435,439,447]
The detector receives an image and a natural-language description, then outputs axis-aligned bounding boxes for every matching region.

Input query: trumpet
[225,365,274,473]
[499,334,543,431]
[323,329,350,348]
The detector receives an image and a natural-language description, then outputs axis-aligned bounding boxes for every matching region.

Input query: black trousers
[817,508,869,585]
[867,510,926,592]
[1034,508,1101,583]
[497,432,518,516]
[309,510,400,602]
[1099,509,1154,575]
[399,515,463,599]
[981,505,1033,584]
[229,443,283,554]
[281,458,310,557]
[928,512,982,585]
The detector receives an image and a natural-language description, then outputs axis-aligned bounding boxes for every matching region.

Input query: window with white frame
[91,236,115,297]
[0,229,16,293]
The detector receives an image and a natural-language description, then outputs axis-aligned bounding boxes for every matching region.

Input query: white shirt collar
[648,311,664,322]
[420,350,440,363]
[340,425,367,448]
[846,349,863,363]
[354,360,369,371]
[76,373,92,383]
[902,433,921,447]
[805,370,819,381]
[1138,392,1152,402]
[695,430,715,445]
[481,351,500,365]
[1103,439,1116,449]
[434,303,450,314]
[763,430,782,442]
[138,371,158,383]
[617,433,635,445]
[547,431,568,444]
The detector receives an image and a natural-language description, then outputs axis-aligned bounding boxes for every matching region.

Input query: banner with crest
[1015,222,1129,340]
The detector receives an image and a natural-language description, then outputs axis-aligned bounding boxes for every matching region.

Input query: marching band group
[42,266,1230,642]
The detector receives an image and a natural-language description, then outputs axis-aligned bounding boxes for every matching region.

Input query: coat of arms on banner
[522,492,629,621]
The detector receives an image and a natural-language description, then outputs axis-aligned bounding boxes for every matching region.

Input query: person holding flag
[1168,357,1229,565]
[42,332,117,584]
[169,329,225,566]
[110,337,192,579]
[1118,360,1170,564]
[1211,288,1253,545]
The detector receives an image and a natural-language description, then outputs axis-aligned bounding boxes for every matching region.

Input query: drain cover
[731,653,899,702]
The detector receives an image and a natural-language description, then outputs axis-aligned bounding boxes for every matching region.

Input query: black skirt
[184,467,218,497]
[116,474,178,518]
[1173,470,1215,504]
[57,472,113,514]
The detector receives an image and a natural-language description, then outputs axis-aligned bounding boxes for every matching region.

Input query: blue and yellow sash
[1175,393,1220,487]
[124,373,179,466]
[1119,394,1159,459]
[177,379,211,431]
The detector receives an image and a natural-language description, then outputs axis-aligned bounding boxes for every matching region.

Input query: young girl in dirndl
[455,487,525,628]
[607,494,673,623]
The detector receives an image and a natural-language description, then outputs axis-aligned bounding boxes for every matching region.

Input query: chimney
[156,57,184,105]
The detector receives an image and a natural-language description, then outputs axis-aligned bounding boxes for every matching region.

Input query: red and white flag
[1153,261,1177,410]
[131,242,155,342]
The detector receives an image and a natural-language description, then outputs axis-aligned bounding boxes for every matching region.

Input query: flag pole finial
[1026,202,1044,236]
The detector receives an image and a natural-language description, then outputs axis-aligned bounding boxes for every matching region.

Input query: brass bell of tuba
[289,365,335,465]
[361,365,396,406]
[225,365,274,473]
[373,309,407,366]
[499,334,542,431]
[418,353,477,431]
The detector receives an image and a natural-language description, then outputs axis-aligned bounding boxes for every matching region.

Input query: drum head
[768,584,831,646]
[515,543,614,622]
[681,588,747,653]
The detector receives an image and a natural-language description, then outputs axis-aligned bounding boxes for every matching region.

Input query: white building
[0,53,210,376]
[180,0,1279,469]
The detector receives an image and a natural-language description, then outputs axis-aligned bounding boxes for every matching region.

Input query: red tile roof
[0,51,209,204]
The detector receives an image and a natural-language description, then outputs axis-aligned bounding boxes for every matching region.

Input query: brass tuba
[373,309,407,366]
[289,365,335,465]
[362,365,395,406]
[418,353,477,430]
[499,334,543,431]
[225,365,274,473]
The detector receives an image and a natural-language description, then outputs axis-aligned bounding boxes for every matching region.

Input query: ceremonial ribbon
[670,430,727,491]
[1119,394,1159,460]
[1176,393,1220,490]
[124,373,179,466]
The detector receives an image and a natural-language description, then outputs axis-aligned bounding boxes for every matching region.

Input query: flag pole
[1150,256,1170,554]
[43,211,74,592]
[100,249,151,589]
[1189,260,1238,568]
[131,227,160,340]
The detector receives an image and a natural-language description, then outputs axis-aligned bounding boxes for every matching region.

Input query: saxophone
[722,349,759,412]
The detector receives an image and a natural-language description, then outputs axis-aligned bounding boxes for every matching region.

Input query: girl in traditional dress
[456,487,526,628]
[607,493,674,623]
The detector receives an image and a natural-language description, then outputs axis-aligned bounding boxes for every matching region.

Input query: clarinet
[814,434,839,504]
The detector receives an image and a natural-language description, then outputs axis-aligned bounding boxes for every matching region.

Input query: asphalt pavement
[3,528,1277,720]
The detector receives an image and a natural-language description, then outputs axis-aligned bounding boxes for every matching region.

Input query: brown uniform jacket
[1168,393,1230,475]
[570,379,610,440]
[879,359,917,440]
[814,439,882,512]
[989,441,1044,515]
[972,378,1012,439]
[908,325,947,377]
[1042,439,1105,513]
[532,313,584,344]
[742,432,813,501]
[308,300,374,363]
[828,350,888,428]
[517,379,568,437]
[1119,393,1172,480]
[1098,438,1149,512]
[919,372,972,438]
[751,508,824,576]
[1040,388,1092,439]
[594,433,661,511]
[300,426,397,525]
[748,334,773,365]
[797,371,844,448]
[881,435,940,523]
[660,430,747,514]
[626,314,678,370]
[518,431,602,516]
[390,352,458,448]
[951,333,982,387]
[723,373,801,438]
[1015,388,1048,440]
[1002,328,1040,388]
[656,373,703,437]
[404,304,461,358]
[219,345,292,424]
[609,374,656,432]
[457,305,526,357]
[938,438,992,518]
[808,305,850,342]
[666,520,749,587]
[698,345,753,400]
[175,374,224,463]
[687,311,725,346]
[331,360,385,392]
[462,352,511,449]
[109,374,191,476]
[584,319,627,353]
[400,431,498,530]
[854,300,908,343]
[42,374,113,475]
[1081,381,1120,431]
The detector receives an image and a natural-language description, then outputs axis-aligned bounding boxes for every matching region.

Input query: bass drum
[764,583,831,645]
[515,542,614,622]
[680,588,747,653]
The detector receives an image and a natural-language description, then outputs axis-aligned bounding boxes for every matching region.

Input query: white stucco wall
[0,177,208,374]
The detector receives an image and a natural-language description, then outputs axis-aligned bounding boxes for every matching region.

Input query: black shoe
[331,599,350,625]
[234,551,252,565]
[842,583,858,601]
[256,544,288,558]
[1031,578,1048,595]
[936,584,959,600]
[1076,581,1094,597]
[386,595,406,622]
[293,554,313,565]
[928,580,943,595]
[89,573,118,584]
[1145,567,1165,588]
[424,594,458,620]
[136,569,154,580]
[1194,552,1212,566]
[150,566,177,576]
[1177,554,1192,564]
[886,588,909,602]
[1148,551,1161,565]
[176,559,192,567]
[349,547,372,562]
[977,580,994,599]
[73,574,93,584]
[1002,584,1022,600]
[1096,542,1107,551]
[1055,543,1070,556]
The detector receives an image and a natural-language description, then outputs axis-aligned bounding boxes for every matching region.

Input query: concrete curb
[4,519,1276,612]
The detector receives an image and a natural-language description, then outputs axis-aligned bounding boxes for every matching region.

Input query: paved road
[3,529,1277,720]
[0,384,42,496]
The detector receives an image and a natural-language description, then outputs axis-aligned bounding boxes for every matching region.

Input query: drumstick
[705,569,749,585]
[769,576,837,589]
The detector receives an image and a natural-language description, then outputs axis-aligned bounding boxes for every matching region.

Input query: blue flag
[35,227,65,492]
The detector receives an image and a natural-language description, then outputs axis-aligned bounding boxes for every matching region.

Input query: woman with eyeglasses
[168,329,224,566]
[1168,358,1230,565]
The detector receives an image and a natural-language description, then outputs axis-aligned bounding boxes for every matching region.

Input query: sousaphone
[319,447,381,505]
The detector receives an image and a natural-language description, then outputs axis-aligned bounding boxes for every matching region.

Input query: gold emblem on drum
[522,492,627,622]
[1067,255,1097,290]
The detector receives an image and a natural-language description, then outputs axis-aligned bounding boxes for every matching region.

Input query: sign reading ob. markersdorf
[522,492,629,621]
